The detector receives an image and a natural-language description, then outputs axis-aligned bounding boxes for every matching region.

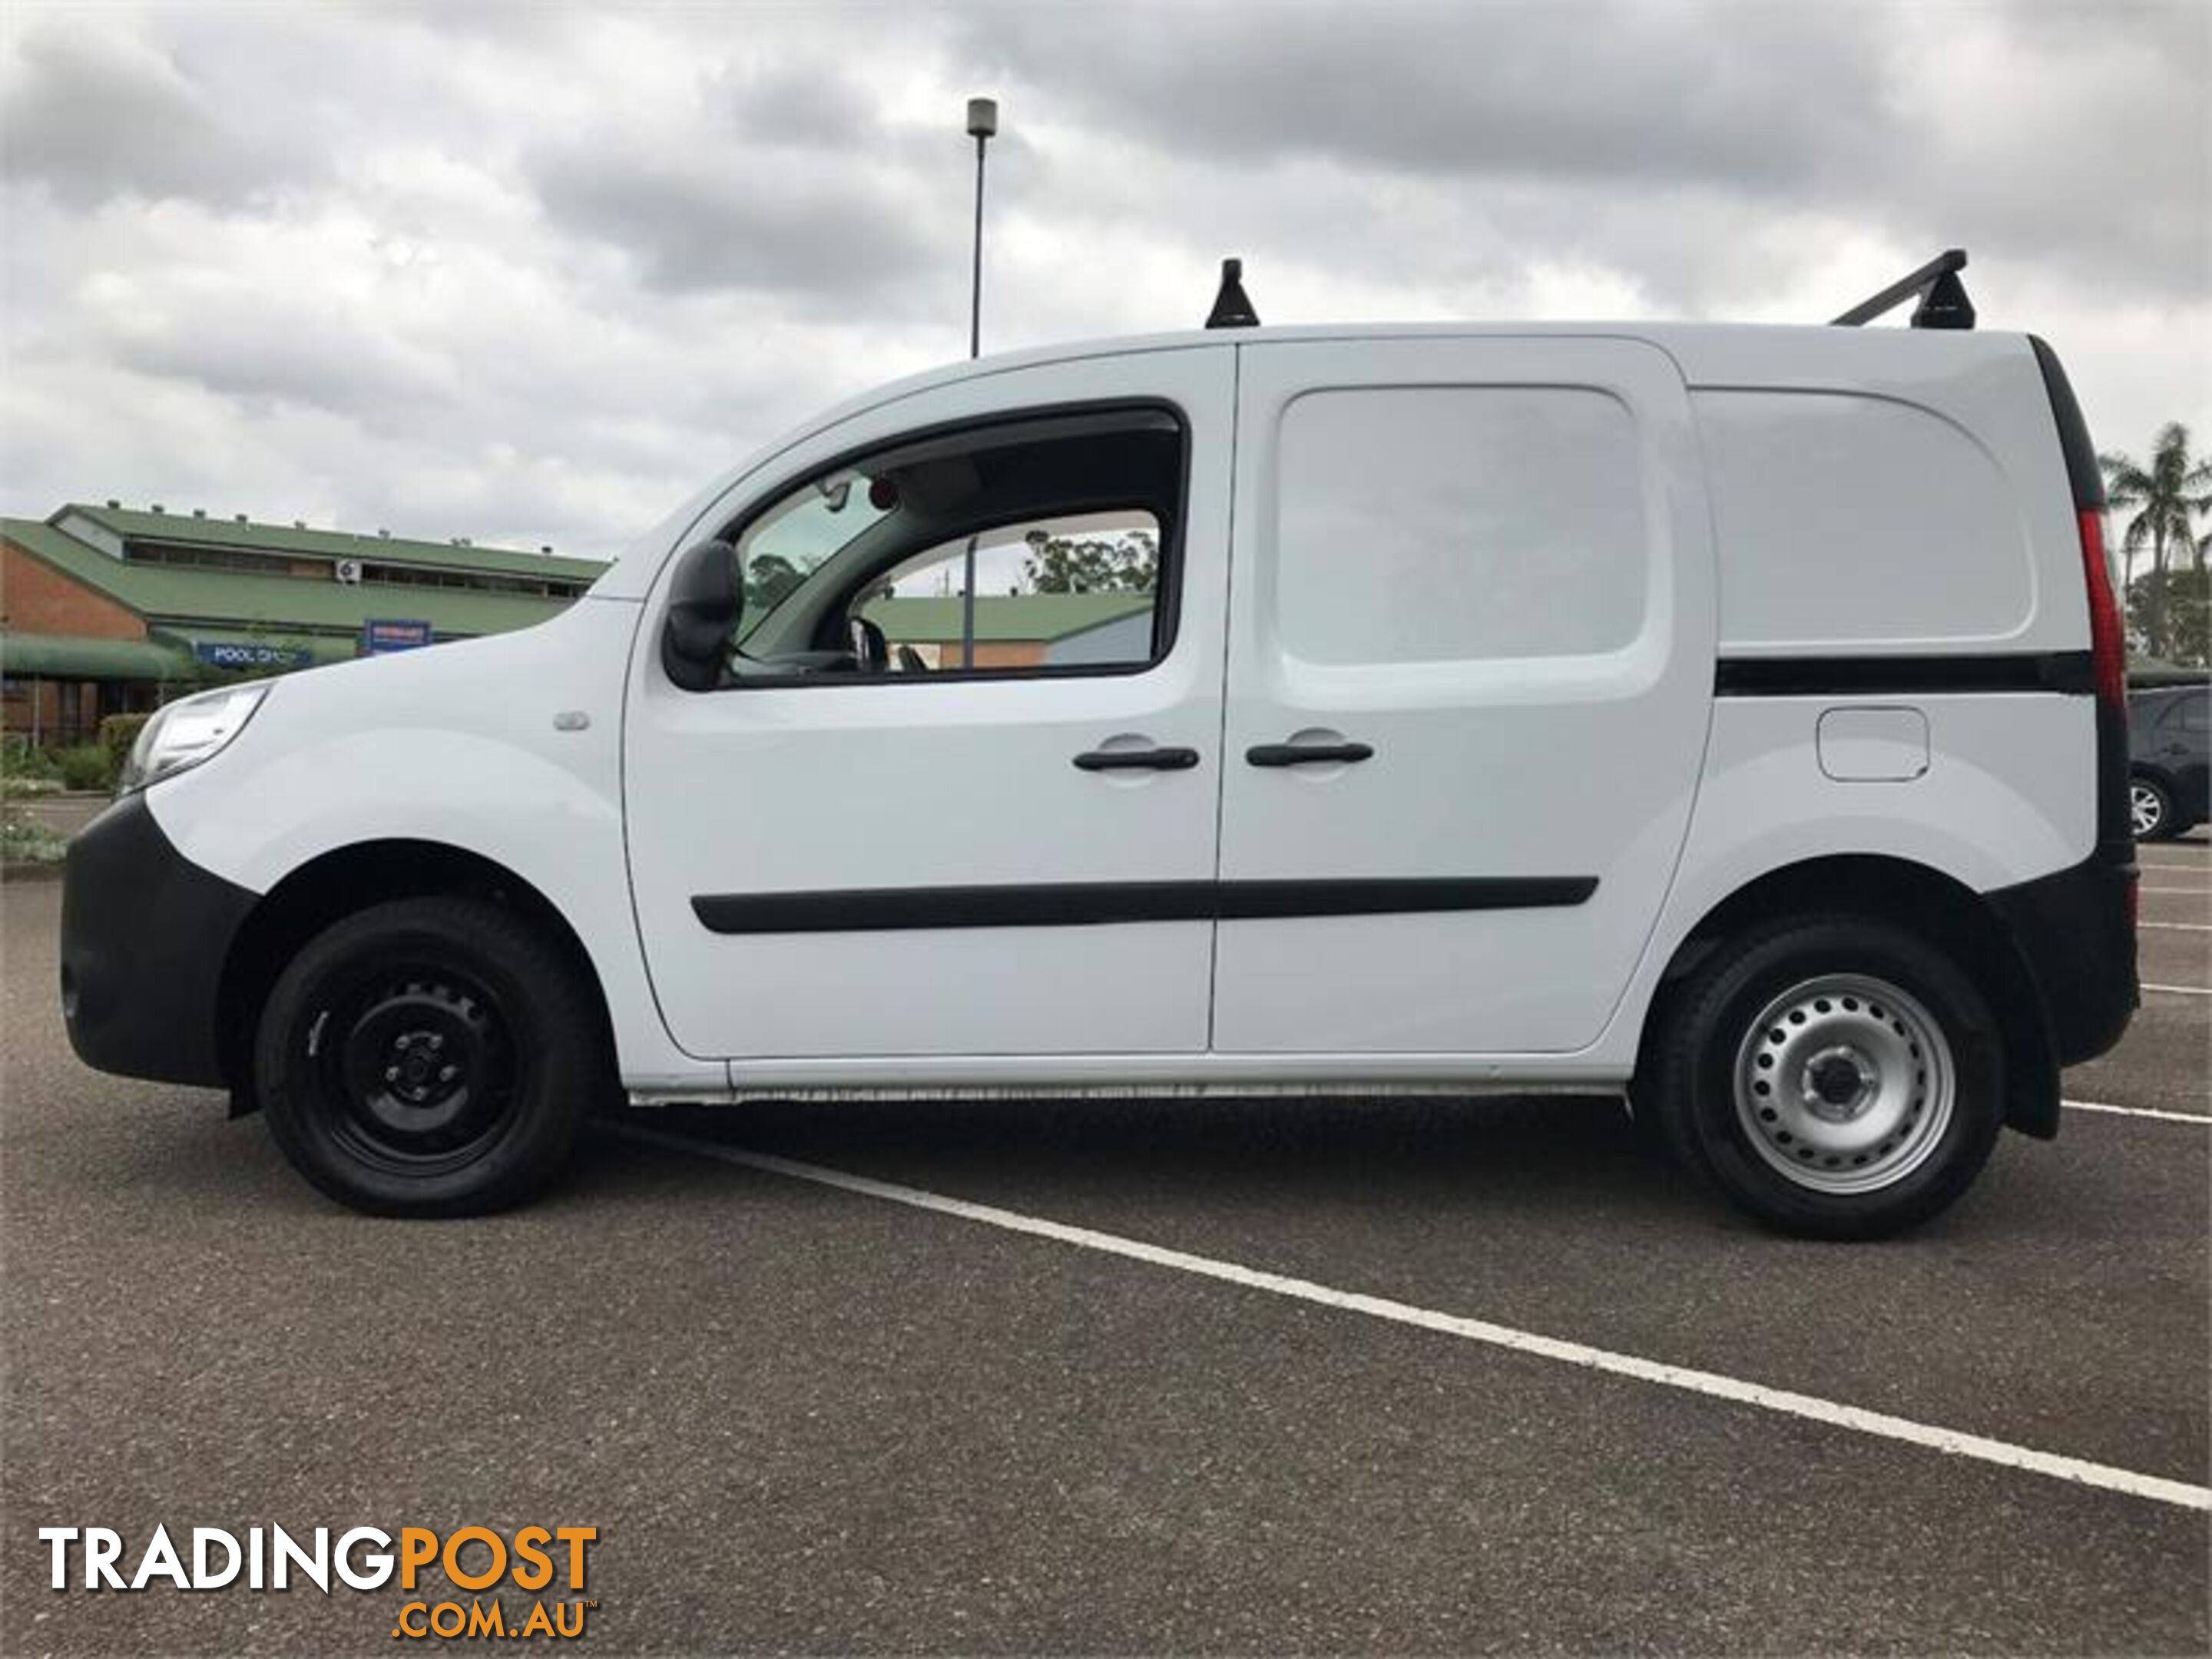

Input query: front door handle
[1073,745,1200,772]
[1246,740,1374,767]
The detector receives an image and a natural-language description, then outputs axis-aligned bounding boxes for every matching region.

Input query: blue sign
[362,618,434,655]
[194,641,313,671]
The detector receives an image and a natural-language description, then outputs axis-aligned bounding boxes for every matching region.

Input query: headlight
[120,683,273,793]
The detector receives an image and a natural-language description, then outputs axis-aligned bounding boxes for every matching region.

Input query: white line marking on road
[2143,982,2212,997]
[2141,886,2209,896]
[611,1122,2212,1514]
[2064,1098,2210,1124]
[2140,922,2212,932]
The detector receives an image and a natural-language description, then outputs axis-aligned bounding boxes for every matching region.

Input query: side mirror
[661,540,743,691]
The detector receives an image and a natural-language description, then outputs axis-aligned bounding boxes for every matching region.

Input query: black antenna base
[1205,258,1259,329]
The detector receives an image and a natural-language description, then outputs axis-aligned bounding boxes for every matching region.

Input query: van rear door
[1210,336,1715,1055]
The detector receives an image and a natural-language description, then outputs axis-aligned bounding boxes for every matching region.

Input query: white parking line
[2140,922,2211,932]
[2064,1098,2211,1124]
[2144,982,2211,997]
[2141,886,2209,896]
[611,1123,2212,1514]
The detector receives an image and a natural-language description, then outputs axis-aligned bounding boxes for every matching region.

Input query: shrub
[53,744,116,792]
[99,713,151,765]
[0,736,60,782]
[0,807,68,866]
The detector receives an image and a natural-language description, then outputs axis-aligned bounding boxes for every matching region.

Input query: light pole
[960,95,997,667]
[965,96,996,360]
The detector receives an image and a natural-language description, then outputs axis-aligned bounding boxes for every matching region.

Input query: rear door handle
[1246,740,1374,767]
[1073,745,1200,772]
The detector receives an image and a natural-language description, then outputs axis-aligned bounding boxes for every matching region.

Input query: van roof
[809,319,2032,423]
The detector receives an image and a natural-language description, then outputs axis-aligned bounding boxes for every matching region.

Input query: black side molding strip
[1715,652,2094,698]
[692,877,1598,935]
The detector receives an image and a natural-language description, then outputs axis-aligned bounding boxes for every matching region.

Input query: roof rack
[1204,257,1260,329]
[1830,248,1975,330]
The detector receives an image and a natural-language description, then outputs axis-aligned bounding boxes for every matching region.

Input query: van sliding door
[1211,336,1715,1056]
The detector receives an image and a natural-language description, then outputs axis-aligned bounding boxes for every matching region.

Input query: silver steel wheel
[2131,780,2167,839]
[1732,974,1955,1195]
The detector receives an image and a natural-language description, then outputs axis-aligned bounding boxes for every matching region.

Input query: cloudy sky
[2,1,2204,562]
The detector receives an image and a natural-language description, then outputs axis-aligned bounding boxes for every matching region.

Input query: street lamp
[960,95,998,667]
[965,95,997,360]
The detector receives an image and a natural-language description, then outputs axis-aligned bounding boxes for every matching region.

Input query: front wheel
[256,897,605,1217]
[1643,918,2005,1239]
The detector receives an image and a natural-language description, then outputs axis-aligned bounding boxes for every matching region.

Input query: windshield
[735,468,891,643]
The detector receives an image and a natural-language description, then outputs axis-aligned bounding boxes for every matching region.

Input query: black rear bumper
[1988,843,2139,1069]
[60,792,256,1087]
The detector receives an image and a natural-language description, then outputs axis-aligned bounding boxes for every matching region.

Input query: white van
[60,257,2138,1237]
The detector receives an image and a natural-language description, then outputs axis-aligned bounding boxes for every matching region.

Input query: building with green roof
[2,503,606,747]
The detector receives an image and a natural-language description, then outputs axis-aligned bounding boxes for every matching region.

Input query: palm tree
[2101,423,2212,661]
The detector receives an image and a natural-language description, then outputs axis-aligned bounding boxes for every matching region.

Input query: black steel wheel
[257,896,604,1216]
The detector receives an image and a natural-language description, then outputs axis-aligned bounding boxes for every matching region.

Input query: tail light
[2077,508,2127,710]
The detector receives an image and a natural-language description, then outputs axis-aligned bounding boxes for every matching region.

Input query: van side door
[624,346,1235,1065]
[1211,336,1715,1055]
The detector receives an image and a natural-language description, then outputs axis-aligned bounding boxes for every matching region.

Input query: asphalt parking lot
[2,838,2206,1654]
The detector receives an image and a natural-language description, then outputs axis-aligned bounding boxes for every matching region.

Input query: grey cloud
[717,56,893,151]
[959,2,1889,192]
[0,24,301,207]
[106,303,459,432]
[526,141,959,312]
[959,0,2205,305]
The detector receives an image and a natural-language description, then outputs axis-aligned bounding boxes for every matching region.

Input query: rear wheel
[1644,917,2004,1238]
[2131,774,2175,841]
[256,897,604,1217]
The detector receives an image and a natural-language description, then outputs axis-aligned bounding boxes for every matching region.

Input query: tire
[255,896,604,1217]
[2130,774,2176,841]
[1642,916,2005,1240]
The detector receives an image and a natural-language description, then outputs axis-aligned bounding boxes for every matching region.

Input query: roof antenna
[1204,257,1259,329]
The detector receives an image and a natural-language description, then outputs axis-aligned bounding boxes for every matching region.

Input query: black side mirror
[661,540,743,691]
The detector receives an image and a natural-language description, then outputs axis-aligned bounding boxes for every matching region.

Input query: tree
[2101,422,2212,661]
[1022,528,1157,594]
[2128,566,2210,671]
[745,552,804,611]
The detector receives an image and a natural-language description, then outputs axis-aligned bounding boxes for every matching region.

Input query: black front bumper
[60,792,257,1087]
[1988,841,2139,1069]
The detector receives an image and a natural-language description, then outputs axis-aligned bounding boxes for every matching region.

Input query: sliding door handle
[1073,745,1200,772]
[1246,740,1374,768]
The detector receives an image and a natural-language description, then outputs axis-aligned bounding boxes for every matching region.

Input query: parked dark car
[2128,682,2210,840]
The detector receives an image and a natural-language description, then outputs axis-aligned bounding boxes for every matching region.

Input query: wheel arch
[1636,853,2060,1138]
[216,839,617,1114]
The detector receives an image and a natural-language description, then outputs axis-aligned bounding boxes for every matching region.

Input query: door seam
[1203,343,1243,1053]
